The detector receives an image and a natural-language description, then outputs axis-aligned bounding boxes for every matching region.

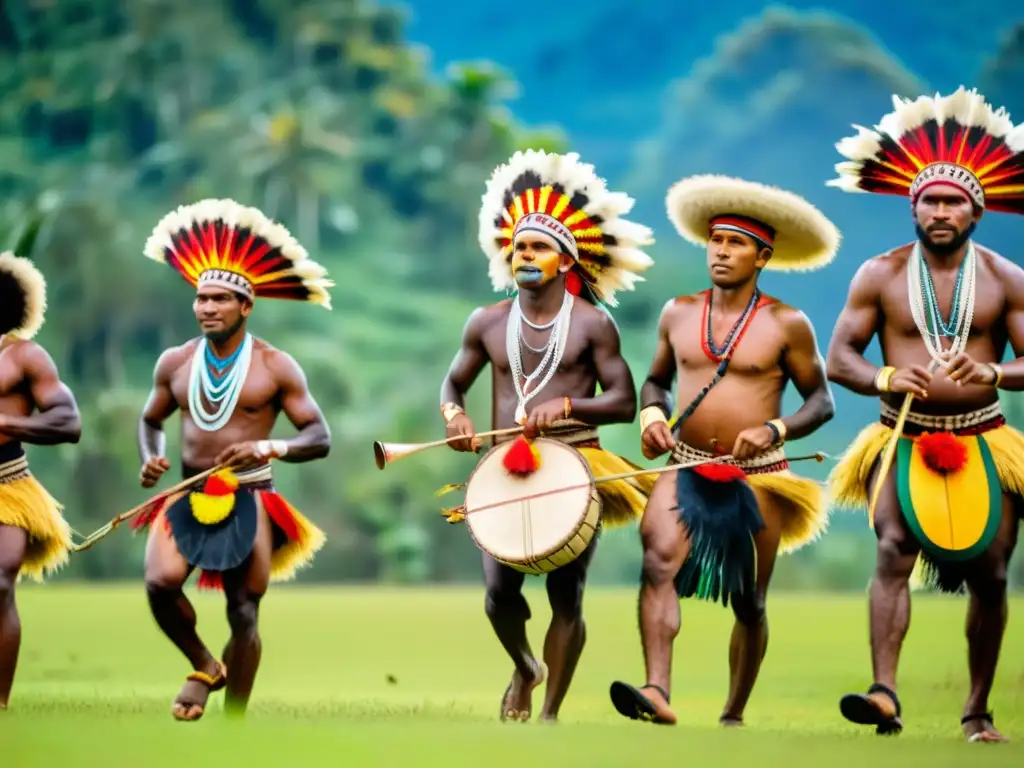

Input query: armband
[765,419,787,445]
[989,363,1003,388]
[441,402,464,424]
[640,405,669,434]
[256,440,288,459]
[874,366,896,393]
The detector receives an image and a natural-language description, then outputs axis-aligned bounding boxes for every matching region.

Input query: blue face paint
[515,266,544,285]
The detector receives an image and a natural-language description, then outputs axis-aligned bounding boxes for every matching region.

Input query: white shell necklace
[187,333,255,432]
[506,291,574,424]
[907,240,976,365]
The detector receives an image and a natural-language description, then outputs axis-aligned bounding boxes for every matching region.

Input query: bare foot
[172,659,227,721]
[963,713,1009,743]
[500,659,546,722]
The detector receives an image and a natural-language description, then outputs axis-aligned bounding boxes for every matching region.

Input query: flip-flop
[609,682,676,725]
[839,683,903,735]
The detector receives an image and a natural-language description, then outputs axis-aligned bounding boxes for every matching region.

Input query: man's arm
[640,300,678,416]
[992,259,1024,390]
[266,350,331,462]
[138,348,180,465]
[439,306,491,414]
[778,307,835,441]
[558,310,637,425]
[825,259,888,395]
[0,343,81,445]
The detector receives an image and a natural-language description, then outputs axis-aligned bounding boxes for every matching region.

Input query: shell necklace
[506,291,574,424]
[187,333,254,432]
[907,240,976,364]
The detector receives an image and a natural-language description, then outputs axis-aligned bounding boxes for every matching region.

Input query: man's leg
[839,462,919,734]
[219,502,273,718]
[538,534,598,721]
[959,494,1018,744]
[483,553,543,721]
[720,488,783,725]
[143,520,223,720]
[0,525,27,709]
[609,473,688,724]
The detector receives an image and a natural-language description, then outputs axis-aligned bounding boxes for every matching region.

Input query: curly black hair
[0,267,28,336]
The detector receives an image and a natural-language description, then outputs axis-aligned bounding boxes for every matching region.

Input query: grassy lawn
[2,583,1022,766]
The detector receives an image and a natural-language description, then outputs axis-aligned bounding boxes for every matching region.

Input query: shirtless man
[440,149,655,722]
[0,251,81,710]
[134,199,333,720]
[825,87,1024,743]
[609,175,839,727]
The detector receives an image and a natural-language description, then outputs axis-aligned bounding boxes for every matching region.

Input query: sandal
[839,682,903,735]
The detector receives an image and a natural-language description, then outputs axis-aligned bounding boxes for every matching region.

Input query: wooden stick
[458,451,829,519]
[866,359,942,528]
[70,464,229,553]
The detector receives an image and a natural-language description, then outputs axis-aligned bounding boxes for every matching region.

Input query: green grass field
[2,584,1023,766]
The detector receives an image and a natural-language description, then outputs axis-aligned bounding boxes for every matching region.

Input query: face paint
[511,231,566,289]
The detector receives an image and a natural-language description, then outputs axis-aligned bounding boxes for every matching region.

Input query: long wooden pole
[70,464,229,553]
[458,451,828,519]
[866,359,942,528]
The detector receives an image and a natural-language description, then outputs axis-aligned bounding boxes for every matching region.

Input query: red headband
[709,215,776,248]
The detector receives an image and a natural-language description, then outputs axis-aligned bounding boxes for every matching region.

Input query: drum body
[464,437,601,575]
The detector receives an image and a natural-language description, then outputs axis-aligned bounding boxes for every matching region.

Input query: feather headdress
[143,199,334,308]
[478,150,654,306]
[828,86,1024,215]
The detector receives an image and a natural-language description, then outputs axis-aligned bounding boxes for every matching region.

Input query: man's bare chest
[881,277,1005,336]
[482,324,591,376]
[670,308,784,376]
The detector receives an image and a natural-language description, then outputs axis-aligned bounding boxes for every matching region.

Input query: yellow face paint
[511,232,565,288]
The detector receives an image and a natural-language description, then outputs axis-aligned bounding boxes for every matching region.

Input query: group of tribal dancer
[0,87,1022,743]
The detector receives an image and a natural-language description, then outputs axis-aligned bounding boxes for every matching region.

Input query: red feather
[565,270,582,296]
[917,431,968,474]
[694,463,747,482]
[503,435,540,476]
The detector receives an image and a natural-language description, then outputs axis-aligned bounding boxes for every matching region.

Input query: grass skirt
[0,447,71,583]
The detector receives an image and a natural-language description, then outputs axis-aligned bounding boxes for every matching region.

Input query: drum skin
[464,437,601,574]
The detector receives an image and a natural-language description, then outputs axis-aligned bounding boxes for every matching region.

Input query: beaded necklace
[907,240,976,362]
[506,292,574,424]
[187,333,254,432]
[670,289,769,433]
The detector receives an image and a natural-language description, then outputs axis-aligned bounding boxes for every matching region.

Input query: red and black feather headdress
[144,199,334,307]
[829,86,1024,215]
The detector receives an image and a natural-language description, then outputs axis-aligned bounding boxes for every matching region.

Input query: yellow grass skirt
[576,447,654,528]
[827,421,1024,588]
[745,470,828,555]
[0,471,72,583]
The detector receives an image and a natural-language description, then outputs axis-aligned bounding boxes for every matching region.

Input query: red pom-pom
[197,570,224,591]
[917,431,967,474]
[565,270,582,296]
[694,463,747,482]
[203,469,239,496]
[503,435,541,476]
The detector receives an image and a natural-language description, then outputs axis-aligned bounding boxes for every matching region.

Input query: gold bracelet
[441,402,464,424]
[766,418,787,444]
[563,397,572,419]
[639,405,668,434]
[874,366,896,393]
[989,363,1003,388]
